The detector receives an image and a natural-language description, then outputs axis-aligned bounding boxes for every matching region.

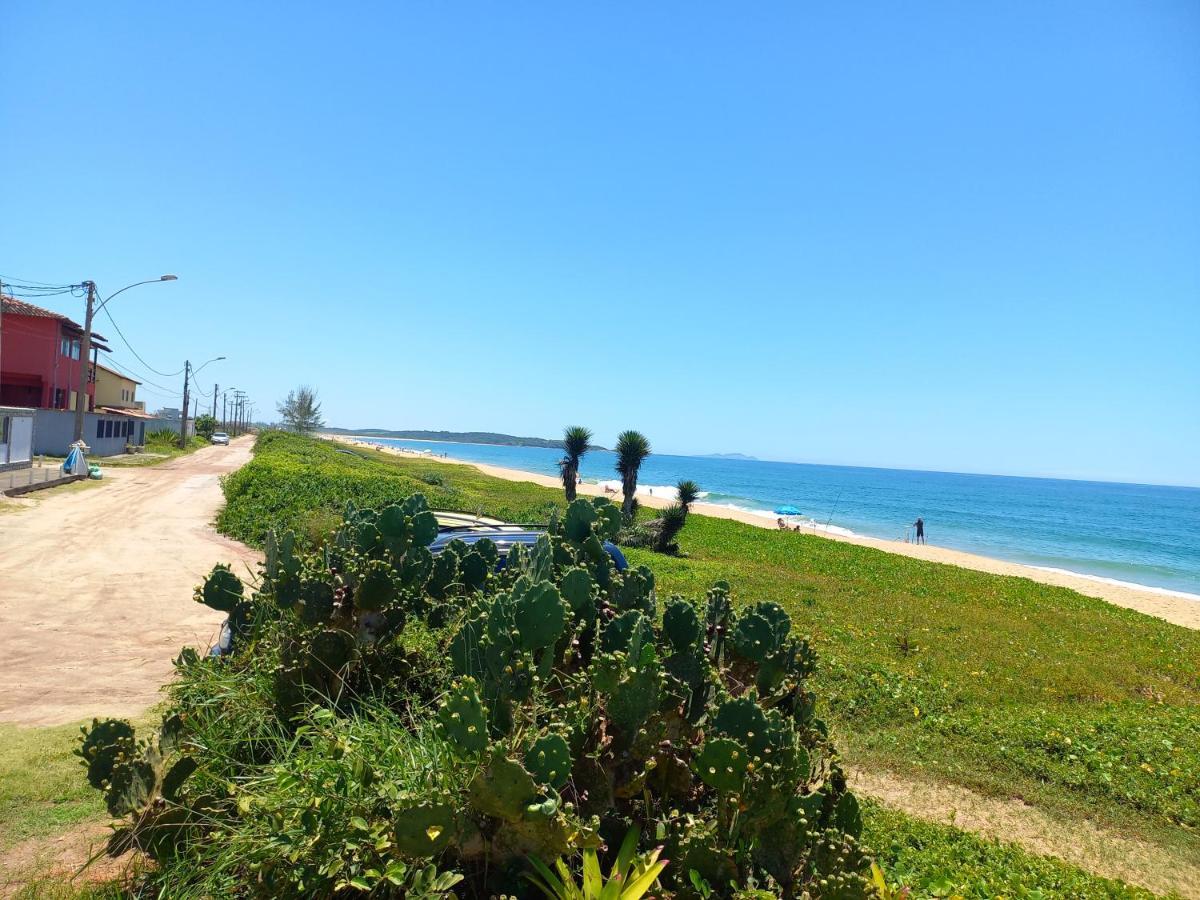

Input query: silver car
[210,432,230,445]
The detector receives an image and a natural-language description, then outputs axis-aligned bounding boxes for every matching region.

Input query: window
[61,337,80,360]
[96,420,104,439]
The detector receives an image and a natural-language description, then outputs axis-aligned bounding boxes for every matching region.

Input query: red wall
[0,313,95,409]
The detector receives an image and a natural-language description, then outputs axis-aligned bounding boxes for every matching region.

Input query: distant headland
[322,428,610,451]
[699,452,758,461]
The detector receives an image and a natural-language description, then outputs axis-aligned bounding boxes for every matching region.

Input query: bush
[78,495,873,898]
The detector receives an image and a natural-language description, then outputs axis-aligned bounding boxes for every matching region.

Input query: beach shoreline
[327,434,1200,630]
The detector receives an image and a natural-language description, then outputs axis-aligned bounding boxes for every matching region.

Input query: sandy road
[0,438,260,726]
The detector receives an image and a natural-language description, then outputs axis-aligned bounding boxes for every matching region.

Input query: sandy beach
[329,435,1200,631]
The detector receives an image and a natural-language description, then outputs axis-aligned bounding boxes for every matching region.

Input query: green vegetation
[211,434,1200,883]
[860,802,1153,899]
[0,722,107,851]
[83,492,875,896]
[558,425,593,502]
[614,430,651,520]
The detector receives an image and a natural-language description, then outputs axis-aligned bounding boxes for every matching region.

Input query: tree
[652,504,688,554]
[615,430,651,521]
[277,385,325,435]
[676,479,701,515]
[557,425,592,502]
[194,414,217,440]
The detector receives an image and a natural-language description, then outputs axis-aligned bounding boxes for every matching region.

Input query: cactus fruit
[615,565,655,613]
[438,678,489,755]
[195,564,243,613]
[694,737,749,793]
[524,733,571,789]
[730,602,790,663]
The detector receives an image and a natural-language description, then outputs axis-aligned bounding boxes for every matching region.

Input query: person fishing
[912,516,925,544]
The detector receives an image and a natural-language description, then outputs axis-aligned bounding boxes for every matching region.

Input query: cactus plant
[195,564,243,612]
[438,677,489,755]
[524,733,572,789]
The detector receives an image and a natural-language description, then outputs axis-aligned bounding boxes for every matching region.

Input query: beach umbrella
[774,504,802,516]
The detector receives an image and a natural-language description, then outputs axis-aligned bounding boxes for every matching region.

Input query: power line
[99,304,186,377]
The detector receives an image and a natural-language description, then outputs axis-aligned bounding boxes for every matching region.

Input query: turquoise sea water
[368,438,1200,597]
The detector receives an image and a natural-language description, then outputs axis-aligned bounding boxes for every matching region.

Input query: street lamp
[73,275,178,442]
[180,356,226,448]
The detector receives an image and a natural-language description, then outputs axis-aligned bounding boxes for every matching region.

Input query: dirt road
[0,439,260,726]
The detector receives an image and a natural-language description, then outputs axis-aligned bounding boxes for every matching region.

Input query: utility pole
[212,384,218,419]
[73,281,98,442]
[179,360,191,448]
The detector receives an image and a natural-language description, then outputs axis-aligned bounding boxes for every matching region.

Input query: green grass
[209,433,1200,886]
[861,801,1155,899]
[0,722,107,851]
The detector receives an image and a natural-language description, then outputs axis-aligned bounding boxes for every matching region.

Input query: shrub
[79,495,873,897]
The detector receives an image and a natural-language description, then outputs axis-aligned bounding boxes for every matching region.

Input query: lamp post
[180,356,225,448]
[73,275,177,442]
[220,387,238,432]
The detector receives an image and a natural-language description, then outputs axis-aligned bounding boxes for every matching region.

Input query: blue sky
[2,2,1197,486]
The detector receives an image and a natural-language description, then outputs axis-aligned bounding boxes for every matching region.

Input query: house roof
[1,295,110,350]
[94,362,141,385]
[95,406,157,419]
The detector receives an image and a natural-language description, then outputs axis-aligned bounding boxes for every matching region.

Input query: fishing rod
[825,489,844,528]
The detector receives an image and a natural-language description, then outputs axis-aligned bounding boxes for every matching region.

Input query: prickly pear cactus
[97,492,873,897]
[195,564,243,612]
[438,678,489,755]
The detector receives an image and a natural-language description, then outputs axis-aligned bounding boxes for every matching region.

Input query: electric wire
[99,304,186,378]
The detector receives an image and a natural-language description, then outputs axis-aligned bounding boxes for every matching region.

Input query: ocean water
[367,438,1200,598]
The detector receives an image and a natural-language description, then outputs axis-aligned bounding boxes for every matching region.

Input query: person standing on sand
[913,517,925,544]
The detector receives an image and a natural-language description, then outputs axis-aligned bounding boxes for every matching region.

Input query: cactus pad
[393,800,456,856]
[196,564,242,613]
[438,678,489,755]
[712,697,772,759]
[663,599,701,651]
[468,752,540,821]
[524,733,571,789]
[563,499,598,542]
[355,559,395,611]
[78,718,136,789]
[560,567,594,613]
[695,737,750,793]
[513,581,567,652]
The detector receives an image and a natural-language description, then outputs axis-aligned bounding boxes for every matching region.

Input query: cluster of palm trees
[557,426,700,554]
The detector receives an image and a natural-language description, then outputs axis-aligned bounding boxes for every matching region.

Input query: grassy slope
[214,433,1199,891]
[0,722,105,852]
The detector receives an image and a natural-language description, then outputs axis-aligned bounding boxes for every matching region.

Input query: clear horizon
[333,428,1200,490]
[3,2,1197,487]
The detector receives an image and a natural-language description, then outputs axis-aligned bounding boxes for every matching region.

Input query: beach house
[0,294,110,412]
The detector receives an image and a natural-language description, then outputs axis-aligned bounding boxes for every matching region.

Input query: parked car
[211,432,230,445]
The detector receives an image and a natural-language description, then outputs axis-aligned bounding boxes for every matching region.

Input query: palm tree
[558,425,592,502]
[676,479,701,515]
[615,430,651,521]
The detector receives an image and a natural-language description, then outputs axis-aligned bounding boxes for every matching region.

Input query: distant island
[322,428,609,451]
[699,452,759,461]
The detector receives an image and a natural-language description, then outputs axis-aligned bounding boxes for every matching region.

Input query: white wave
[1027,566,1200,602]
[591,480,709,502]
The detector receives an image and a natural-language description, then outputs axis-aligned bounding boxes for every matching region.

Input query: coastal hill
[699,451,758,461]
[321,427,608,451]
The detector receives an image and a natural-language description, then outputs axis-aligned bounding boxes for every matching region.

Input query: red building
[0,295,111,411]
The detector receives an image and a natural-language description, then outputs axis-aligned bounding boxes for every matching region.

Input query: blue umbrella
[774,505,802,516]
